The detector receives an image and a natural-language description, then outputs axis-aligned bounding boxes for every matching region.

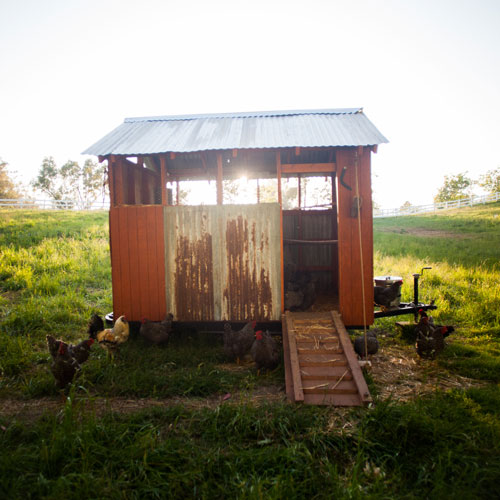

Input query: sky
[1,0,499,208]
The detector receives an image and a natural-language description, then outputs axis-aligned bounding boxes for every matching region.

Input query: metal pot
[374,275,403,308]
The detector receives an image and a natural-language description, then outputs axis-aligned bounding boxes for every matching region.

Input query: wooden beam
[160,155,168,206]
[232,149,238,158]
[281,163,336,174]
[331,311,371,404]
[216,153,223,205]
[295,147,301,156]
[107,156,115,207]
[371,145,378,154]
[285,312,305,401]
[114,156,124,206]
[170,152,176,160]
[276,151,284,313]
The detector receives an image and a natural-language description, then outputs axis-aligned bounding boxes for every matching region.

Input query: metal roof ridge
[124,108,363,123]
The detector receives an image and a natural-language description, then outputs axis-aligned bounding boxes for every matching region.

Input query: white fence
[374,192,500,218]
[1,191,499,216]
[0,198,109,210]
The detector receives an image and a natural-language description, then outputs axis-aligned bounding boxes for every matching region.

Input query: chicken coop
[84,108,388,328]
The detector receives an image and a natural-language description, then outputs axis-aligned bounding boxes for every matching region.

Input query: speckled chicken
[250,330,281,371]
[415,310,455,359]
[140,314,173,345]
[353,330,379,357]
[223,320,256,363]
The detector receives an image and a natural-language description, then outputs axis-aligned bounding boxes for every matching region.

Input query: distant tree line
[434,168,500,203]
[0,158,24,199]
[32,157,107,209]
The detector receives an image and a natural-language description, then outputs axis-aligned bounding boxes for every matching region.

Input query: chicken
[250,330,281,371]
[300,281,316,311]
[90,314,130,356]
[46,334,68,359]
[415,309,455,359]
[87,313,105,339]
[50,342,81,389]
[46,335,94,365]
[284,272,316,311]
[223,320,256,363]
[140,313,173,345]
[70,338,95,364]
[353,330,379,357]
[374,280,403,309]
[285,290,304,311]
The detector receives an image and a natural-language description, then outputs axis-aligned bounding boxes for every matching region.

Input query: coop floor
[303,291,339,313]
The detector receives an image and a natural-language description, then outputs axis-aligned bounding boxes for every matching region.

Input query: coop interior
[109,147,339,316]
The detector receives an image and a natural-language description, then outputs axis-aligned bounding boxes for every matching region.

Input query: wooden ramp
[282,311,371,406]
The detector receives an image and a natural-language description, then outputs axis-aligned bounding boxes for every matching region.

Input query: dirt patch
[0,342,486,424]
[368,342,485,401]
[0,290,22,303]
[0,386,286,424]
[379,227,471,239]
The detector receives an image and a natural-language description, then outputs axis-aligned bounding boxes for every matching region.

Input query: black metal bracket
[339,166,352,191]
[374,302,437,319]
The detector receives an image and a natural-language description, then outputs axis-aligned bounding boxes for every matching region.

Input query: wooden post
[257,178,260,204]
[160,155,168,206]
[176,178,180,206]
[276,152,284,313]
[107,156,115,207]
[216,152,223,205]
[114,156,124,206]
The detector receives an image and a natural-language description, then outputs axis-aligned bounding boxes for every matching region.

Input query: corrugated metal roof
[83,108,388,156]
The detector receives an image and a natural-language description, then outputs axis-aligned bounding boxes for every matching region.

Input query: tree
[0,158,23,199]
[32,157,107,208]
[479,167,500,194]
[434,172,474,203]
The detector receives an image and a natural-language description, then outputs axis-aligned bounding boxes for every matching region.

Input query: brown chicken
[223,321,257,363]
[46,335,94,365]
[50,342,81,389]
[70,338,95,364]
[250,330,281,371]
[140,314,174,345]
[415,309,455,359]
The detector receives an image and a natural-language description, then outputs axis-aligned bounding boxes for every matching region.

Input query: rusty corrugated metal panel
[164,204,281,321]
[83,109,388,156]
[164,206,215,321]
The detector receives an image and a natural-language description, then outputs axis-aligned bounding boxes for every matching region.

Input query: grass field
[1,204,500,499]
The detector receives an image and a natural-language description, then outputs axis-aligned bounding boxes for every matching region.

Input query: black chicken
[140,314,174,345]
[251,330,281,371]
[354,330,379,357]
[374,280,402,309]
[87,313,105,339]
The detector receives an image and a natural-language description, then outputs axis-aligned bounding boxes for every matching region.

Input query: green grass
[1,389,499,499]
[1,204,500,499]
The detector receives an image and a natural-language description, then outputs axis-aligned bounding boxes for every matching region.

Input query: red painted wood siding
[109,205,166,321]
[336,148,374,327]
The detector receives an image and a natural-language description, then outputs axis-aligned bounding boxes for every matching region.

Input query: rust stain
[224,216,273,320]
[174,233,214,321]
